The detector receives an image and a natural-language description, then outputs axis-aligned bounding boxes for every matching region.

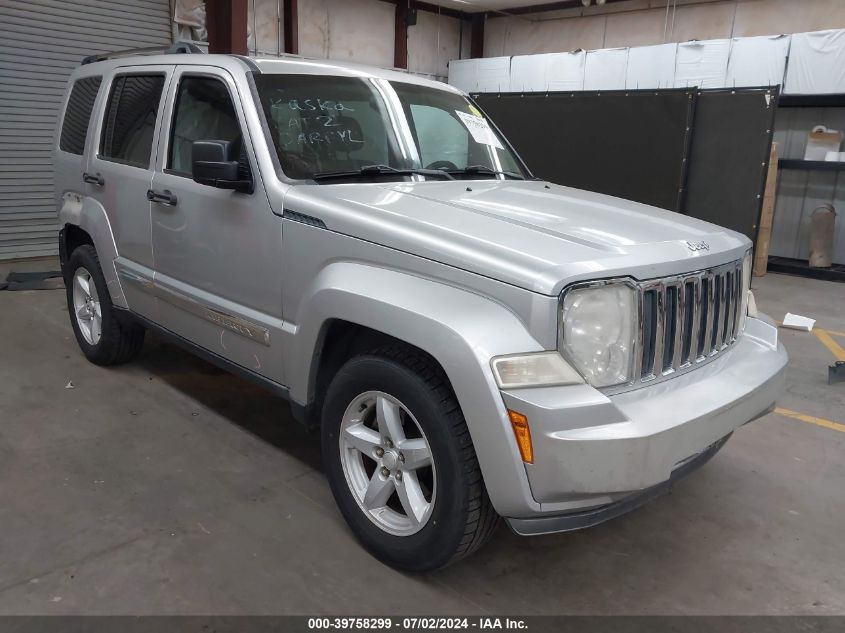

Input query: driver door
[149,66,287,385]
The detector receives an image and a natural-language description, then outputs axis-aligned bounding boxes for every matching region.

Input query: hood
[284,180,750,296]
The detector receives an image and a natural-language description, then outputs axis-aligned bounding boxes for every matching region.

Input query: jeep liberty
[53,46,788,571]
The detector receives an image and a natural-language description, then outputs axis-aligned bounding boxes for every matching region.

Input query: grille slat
[723,271,734,349]
[712,274,723,354]
[686,278,701,365]
[731,268,742,341]
[639,260,744,383]
[653,286,666,377]
[671,282,685,370]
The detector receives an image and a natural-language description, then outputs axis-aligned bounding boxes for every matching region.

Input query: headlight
[560,281,638,388]
[491,352,583,389]
[738,249,752,332]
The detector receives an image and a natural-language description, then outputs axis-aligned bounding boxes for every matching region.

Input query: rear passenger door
[86,67,172,319]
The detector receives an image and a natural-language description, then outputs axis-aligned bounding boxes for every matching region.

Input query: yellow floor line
[814,329,845,362]
[775,407,845,434]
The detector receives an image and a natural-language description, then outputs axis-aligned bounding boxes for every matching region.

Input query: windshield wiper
[313,164,454,181]
[447,165,525,180]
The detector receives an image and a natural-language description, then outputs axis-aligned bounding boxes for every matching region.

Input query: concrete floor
[1,259,844,615]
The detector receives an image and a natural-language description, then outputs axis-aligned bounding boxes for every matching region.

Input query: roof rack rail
[81,41,203,65]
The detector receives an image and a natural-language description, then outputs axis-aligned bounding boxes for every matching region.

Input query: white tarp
[584,47,628,90]
[509,54,549,92]
[784,29,845,94]
[625,43,677,89]
[448,58,479,92]
[476,56,512,93]
[674,39,730,89]
[725,35,791,87]
[546,50,585,91]
[174,0,206,42]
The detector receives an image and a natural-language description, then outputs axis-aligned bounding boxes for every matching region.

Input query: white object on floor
[782,313,816,332]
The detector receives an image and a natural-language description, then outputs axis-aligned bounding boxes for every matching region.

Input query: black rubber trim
[58,228,69,276]
[283,209,327,229]
[231,55,261,73]
[506,433,733,536]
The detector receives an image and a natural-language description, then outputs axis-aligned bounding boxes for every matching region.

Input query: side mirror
[191,140,253,193]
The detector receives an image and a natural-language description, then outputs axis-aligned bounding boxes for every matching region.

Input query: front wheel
[321,349,499,571]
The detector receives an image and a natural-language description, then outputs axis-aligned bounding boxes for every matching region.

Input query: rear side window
[59,76,102,155]
[100,74,165,168]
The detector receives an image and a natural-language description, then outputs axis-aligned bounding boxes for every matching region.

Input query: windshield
[253,74,528,181]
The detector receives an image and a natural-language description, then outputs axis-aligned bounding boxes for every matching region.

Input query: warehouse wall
[299,0,463,81]
[176,0,465,81]
[484,0,845,57]
[408,9,463,80]
[299,0,395,68]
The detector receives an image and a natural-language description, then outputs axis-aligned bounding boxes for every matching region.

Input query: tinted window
[100,74,165,168]
[59,76,102,155]
[168,76,248,178]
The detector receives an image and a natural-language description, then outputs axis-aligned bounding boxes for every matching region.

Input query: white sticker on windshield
[456,111,504,150]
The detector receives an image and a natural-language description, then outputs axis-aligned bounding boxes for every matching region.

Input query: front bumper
[499,316,787,528]
[507,430,741,535]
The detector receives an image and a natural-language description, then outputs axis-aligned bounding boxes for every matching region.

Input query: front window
[253,74,527,182]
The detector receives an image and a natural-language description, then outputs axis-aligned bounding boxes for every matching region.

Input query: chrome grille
[637,259,744,383]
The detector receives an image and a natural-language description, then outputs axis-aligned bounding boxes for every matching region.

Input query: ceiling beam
[489,0,630,17]
[379,0,468,22]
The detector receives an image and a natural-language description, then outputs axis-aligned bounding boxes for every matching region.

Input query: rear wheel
[65,244,145,365]
[322,348,499,571]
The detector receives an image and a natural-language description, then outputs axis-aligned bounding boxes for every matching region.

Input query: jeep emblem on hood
[686,240,710,252]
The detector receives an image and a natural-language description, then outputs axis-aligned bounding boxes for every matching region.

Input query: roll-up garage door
[0,0,172,260]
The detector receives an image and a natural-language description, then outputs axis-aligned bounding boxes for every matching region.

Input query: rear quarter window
[100,74,166,168]
[59,76,102,155]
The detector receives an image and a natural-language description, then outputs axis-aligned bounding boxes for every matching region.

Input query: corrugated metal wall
[771,107,845,266]
[0,0,172,260]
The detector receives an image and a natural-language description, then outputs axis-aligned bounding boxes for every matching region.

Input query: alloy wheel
[72,267,102,346]
[339,390,436,536]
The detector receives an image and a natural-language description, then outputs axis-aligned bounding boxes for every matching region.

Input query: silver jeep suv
[53,46,787,571]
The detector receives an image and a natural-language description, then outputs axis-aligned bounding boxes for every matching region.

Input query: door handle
[82,172,104,186]
[146,189,178,206]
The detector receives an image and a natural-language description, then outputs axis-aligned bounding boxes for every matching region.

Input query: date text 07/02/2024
[306,617,528,630]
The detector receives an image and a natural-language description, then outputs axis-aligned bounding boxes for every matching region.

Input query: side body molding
[287,262,546,517]
[58,191,127,308]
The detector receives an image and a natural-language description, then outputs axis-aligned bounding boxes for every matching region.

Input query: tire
[321,348,499,571]
[65,244,145,366]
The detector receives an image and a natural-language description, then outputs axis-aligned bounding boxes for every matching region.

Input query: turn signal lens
[507,409,534,464]
[491,352,583,389]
